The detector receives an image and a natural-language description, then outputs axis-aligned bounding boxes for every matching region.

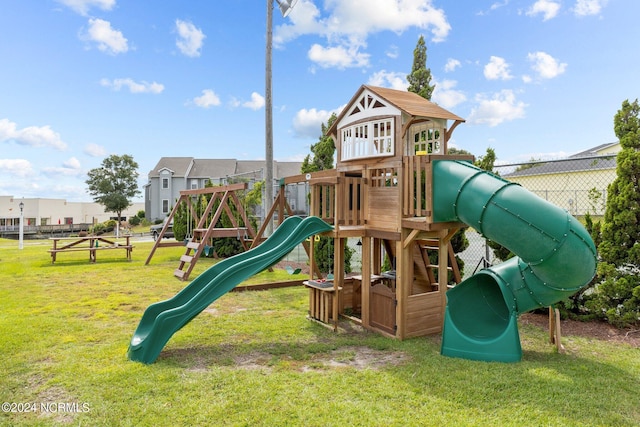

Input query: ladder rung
[180,255,193,263]
[193,228,207,233]
[174,269,186,278]
[427,265,453,270]
[186,242,199,249]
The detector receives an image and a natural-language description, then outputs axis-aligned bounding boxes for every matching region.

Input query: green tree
[599,99,640,265]
[302,113,337,173]
[407,35,435,100]
[586,99,640,327]
[474,147,497,172]
[86,154,140,222]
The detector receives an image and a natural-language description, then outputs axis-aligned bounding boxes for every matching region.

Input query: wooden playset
[145,183,256,280]
[289,85,470,339]
[132,85,596,364]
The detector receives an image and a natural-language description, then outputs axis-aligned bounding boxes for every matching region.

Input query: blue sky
[0,0,636,202]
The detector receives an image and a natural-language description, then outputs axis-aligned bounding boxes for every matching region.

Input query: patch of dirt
[520,312,640,348]
[273,260,310,275]
[232,346,409,372]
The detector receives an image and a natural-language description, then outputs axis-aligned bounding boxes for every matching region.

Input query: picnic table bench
[48,236,133,264]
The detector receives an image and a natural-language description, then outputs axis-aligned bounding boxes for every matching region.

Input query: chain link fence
[225,155,618,280]
[458,155,616,280]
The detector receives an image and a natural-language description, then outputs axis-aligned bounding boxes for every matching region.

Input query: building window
[162,199,169,214]
[341,118,394,161]
[412,122,442,155]
[162,178,169,189]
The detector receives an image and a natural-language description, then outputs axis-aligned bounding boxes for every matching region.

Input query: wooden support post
[549,306,565,353]
[332,237,345,331]
[396,231,409,339]
[438,231,449,325]
[361,236,372,329]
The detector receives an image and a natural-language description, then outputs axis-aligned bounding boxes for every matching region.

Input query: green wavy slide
[433,160,597,362]
[128,215,333,364]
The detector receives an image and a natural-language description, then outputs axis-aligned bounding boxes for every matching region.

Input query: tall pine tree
[407,35,435,100]
[599,99,640,264]
[588,99,640,327]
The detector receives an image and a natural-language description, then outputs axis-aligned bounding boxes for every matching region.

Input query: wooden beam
[403,229,421,248]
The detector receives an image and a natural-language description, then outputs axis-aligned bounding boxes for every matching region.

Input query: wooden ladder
[174,228,206,280]
[418,239,462,287]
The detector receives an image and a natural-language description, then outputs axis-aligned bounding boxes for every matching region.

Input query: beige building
[502,142,620,216]
[0,195,144,234]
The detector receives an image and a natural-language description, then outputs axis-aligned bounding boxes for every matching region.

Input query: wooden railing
[403,155,433,218]
[402,154,474,219]
[309,173,366,227]
[311,181,335,224]
[338,176,366,226]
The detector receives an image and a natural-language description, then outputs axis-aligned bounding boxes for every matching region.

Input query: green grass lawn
[0,238,638,426]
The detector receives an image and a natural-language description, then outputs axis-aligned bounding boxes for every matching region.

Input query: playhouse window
[341,119,394,161]
[412,123,442,155]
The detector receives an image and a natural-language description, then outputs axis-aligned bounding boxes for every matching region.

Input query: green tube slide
[128,215,333,364]
[433,160,597,362]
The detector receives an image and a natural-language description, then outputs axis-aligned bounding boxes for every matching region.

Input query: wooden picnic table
[48,235,133,264]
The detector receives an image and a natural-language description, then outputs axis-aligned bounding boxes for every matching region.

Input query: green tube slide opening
[445,273,510,339]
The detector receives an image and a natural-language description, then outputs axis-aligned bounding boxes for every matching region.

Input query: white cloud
[484,56,513,80]
[82,18,128,55]
[573,0,608,16]
[233,92,265,111]
[175,19,206,57]
[192,89,221,108]
[100,78,164,94]
[64,157,81,169]
[0,159,34,178]
[444,58,461,72]
[274,0,451,70]
[432,79,466,110]
[367,70,407,91]
[0,118,67,150]
[468,90,527,127]
[308,43,370,69]
[42,157,84,177]
[386,45,399,59]
[84,143,106,157]
[526,0,561,21]
[477,0,510,15]
[527,51,567,79]
[56,0,115,16]
[293,107,342,139]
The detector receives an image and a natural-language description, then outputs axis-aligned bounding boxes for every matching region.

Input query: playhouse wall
[404,292,444,338]
[367,187,401,231]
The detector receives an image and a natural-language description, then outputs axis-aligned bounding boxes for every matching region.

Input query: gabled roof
[190,159,237,178]
[148,158,302,180]
[504,141,620,177]
[148,157,194,177]
[327,84,465,137]
[569,141,620,158]
[365,85,465,122]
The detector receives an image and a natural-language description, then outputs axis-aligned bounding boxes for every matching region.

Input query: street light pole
[265,0,274,235]
[265,0,297,235]
[19,200,24,250]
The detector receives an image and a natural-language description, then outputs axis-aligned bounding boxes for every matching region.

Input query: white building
[0,195,144,235]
